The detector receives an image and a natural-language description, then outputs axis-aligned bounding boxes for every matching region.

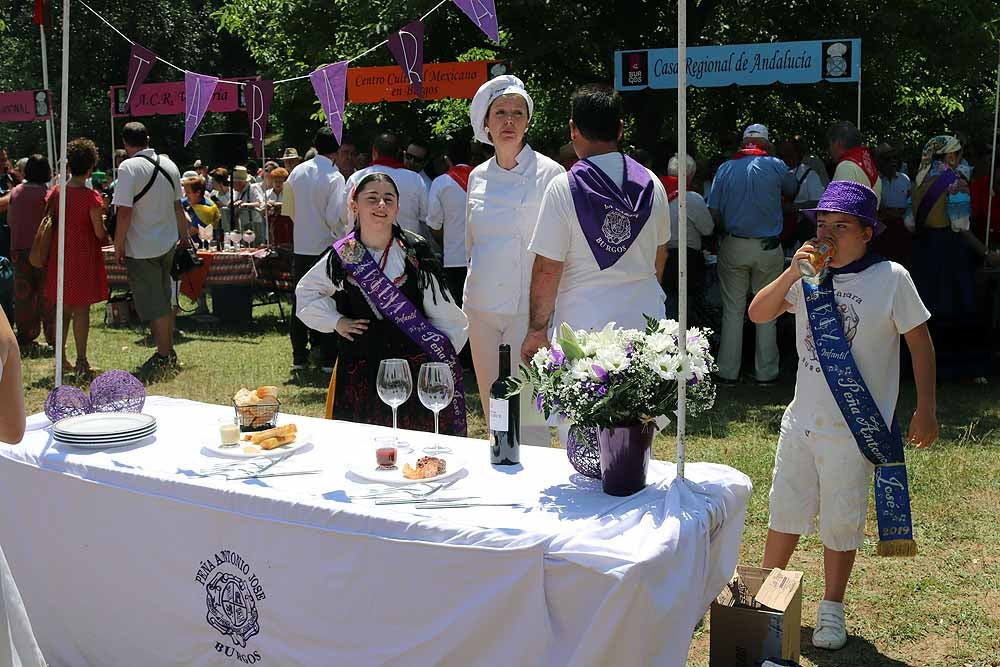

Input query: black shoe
[714,374,739,386]
[752,376,778,386]
[139,352,178,378]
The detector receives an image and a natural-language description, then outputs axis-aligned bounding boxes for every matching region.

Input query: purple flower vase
[597,424,652,496]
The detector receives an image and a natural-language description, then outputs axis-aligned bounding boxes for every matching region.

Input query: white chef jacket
[528,151,670,333]
[286,155,345,255]
[464,144,564,315]
[295,242,469,351]
[426,169,470,268]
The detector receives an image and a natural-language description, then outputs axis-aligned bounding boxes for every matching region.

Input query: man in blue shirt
[709,124,797,384]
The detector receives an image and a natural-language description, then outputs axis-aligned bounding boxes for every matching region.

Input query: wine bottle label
[489,398,509,432]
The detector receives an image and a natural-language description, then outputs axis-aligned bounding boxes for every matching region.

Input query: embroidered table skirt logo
[195,549,266,663]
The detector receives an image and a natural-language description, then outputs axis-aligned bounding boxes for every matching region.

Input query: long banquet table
[0,397,751,666]
[102,246,295,301]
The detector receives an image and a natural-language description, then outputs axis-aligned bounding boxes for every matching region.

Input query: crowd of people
[2,72,999,654]
[0,85,997,393]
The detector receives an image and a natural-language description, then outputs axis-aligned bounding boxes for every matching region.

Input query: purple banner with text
[184,72,219,146]
[387,20,425,98]
[310,61,348,143]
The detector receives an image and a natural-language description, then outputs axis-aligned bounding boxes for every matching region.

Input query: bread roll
[249,423,297,444]
[259,434,296,450]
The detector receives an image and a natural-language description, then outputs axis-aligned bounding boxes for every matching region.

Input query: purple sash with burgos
[568,154,656,270]
[333,231,468,436]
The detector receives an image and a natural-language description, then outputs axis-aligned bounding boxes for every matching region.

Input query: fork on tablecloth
[351,477,459,500]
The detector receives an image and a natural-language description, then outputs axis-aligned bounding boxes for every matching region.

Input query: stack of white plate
[52,413,157,448]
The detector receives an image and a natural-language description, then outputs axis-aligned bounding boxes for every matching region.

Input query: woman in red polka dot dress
[45,138,108,376]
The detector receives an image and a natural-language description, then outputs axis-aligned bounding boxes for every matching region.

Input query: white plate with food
[346,454,465,485]
[202,423,311,459]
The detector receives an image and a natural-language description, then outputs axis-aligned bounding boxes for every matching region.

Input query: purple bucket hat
[803,180,884,236]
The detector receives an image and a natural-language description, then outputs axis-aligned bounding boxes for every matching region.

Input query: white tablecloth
[0,397,751,666]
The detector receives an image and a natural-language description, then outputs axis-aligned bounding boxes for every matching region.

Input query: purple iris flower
[551,348,566,366]
[597,385,608,397]
[591,364,609,383]
[535,394,545,413]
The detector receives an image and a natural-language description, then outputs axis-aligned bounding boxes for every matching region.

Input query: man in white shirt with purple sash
[521,84,669,365]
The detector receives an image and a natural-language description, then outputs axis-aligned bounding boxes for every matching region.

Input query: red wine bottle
[489,344,520,465]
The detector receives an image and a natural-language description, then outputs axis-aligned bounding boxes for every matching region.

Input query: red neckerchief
[660,175,680,202]
[732,145,770,159]
[837,146,879,187]
[377,238,406,286]
[446,165,473,192]
[369,156,405,170]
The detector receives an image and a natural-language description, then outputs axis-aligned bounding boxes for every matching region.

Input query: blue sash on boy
[568,153,655,270]
[334,231,468,436]
[802,253,918,557]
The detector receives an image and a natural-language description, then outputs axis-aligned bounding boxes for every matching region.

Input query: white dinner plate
[54,413,156,438]
[53,423,157,443]
[54,432,156,450]
[202,430,312,459]
[346,454,465,486]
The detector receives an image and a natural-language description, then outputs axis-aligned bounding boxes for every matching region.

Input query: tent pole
[675,0,688,481]
[54,0,71,387]
[39,24,55,170]
[986,40,999,251]
[856,66,862,131]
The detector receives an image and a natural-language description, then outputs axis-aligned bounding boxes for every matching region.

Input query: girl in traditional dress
[295,173,469,433]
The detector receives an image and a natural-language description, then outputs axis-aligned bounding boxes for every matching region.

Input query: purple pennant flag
[309,61,348,143]
[123,44,157,114]
[452,0,500,44]
[245,80,274,157]
[387,19,425,98]
[183,72,219,146]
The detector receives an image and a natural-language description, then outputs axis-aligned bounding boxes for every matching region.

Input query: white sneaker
[812,600,848,650]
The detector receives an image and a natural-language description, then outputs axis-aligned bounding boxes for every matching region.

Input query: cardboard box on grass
[709,566,803,667]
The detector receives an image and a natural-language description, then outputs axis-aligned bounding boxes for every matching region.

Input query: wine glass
[376,359,412,450]
[418,362,455,455]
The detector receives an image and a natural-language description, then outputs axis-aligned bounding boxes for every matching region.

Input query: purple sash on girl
[568,153,656,270]
[333,232,468,436]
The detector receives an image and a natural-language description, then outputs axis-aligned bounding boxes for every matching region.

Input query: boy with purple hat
[749,180,938,650]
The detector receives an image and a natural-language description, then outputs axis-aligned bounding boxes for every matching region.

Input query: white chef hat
[469,75,534,145]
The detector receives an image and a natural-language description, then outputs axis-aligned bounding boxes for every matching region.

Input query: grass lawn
[19,302,1000,666]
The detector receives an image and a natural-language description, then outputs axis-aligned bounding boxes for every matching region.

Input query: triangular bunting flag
[184,71,219,146]
[245,80,274,158]
[309,61,348,143]
[387,20,425,98]
[123,44,157,114]
[452,0,499,44]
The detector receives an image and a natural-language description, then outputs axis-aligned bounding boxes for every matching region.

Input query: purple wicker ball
[44,386,92,423]
[567,425,602,479]
[89,370,146,414]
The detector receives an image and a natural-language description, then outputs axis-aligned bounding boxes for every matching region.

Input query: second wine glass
[417,362,455,455]
[376,359,412,449]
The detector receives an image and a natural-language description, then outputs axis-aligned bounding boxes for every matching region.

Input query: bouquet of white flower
[520,317,717,431]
